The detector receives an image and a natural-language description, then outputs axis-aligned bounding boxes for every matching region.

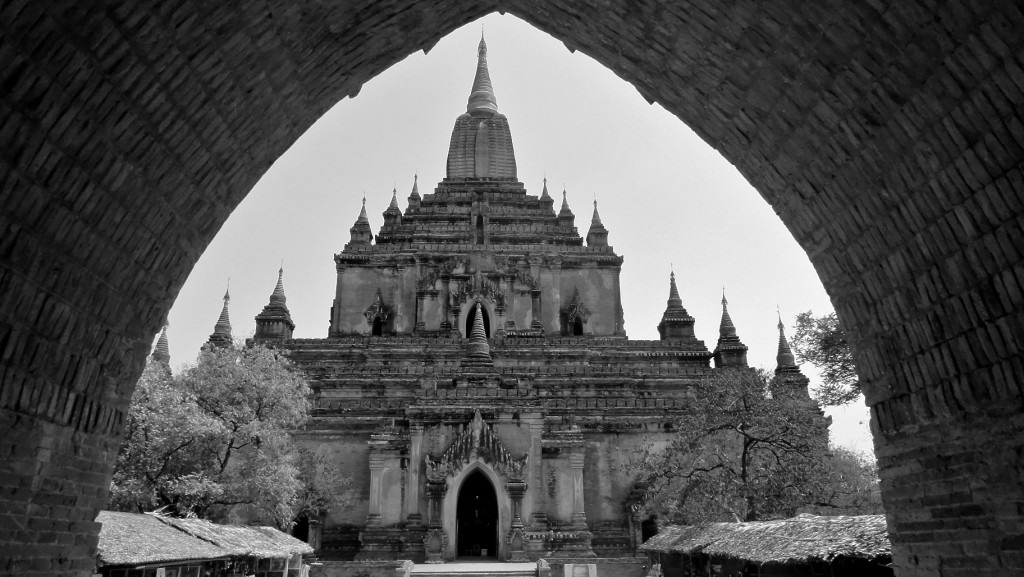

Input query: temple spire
[357,195,369,223]
[776,312,797,369]
[254,267,295,342]
[658,271,695,340]
[347,196,373,246]
[713,290,748,368]
[152,325,170,366]
[206,283,233,348]
[559,189,572,215]
[410,174,420,199]
[467,32,498,114]
[586,199,609,247]
[460,302,496,374]
[383,187,403,227]
[540,177,551,201]
[720,291,736,337]
[667,272,682,307]
[271,267,286,304]
[773,310,811,397]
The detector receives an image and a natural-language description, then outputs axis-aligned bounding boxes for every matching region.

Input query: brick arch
[0,2,1021,575]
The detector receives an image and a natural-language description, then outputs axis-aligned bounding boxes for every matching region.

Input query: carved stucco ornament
[424,410,529,482]
[562,286,591,323]
[364,289,392,324]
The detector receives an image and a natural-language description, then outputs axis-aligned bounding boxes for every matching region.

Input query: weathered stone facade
[256,39,785,563]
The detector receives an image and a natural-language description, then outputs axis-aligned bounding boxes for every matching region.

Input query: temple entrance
[456,470,498,558]
[465,305,491,338]
[371,317,383,336]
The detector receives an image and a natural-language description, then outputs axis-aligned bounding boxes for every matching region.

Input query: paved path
[409,561,536,574]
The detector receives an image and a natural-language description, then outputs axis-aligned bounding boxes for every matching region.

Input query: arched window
[476,214,485,245]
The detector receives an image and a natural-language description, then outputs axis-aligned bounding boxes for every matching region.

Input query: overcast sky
[163,14,873,454]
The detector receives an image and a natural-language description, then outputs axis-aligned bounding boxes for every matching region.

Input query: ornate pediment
[364,289,392,323]
[562,286,590,323]
[425,410,528,482]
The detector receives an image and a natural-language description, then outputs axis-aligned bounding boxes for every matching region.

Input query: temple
[237,37,814,564]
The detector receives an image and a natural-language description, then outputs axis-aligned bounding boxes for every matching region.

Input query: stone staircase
[406,561,539,577]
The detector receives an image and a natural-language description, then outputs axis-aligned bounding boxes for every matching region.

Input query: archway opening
[456,470,498,558]
[292,514,310,543]
[572,317,584,336]
[372,317,383,336]
[465,305,491,339]
[476,214,485,245]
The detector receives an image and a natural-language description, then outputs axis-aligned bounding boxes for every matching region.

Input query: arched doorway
[456,470,498,558]
[465,304,491,338]
[572,317,584,336]
[371,317,383,336]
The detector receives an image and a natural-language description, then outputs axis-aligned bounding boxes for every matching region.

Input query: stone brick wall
[0,1,1022,575]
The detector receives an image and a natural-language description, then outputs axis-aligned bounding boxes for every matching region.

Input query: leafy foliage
[110,344,345,529]
[634,369,880,524]
[803,447,883,516]
[791,311,860,406]
[295,446,354,519]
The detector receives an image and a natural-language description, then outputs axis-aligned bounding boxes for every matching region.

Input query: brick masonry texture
[0,1,1022,575]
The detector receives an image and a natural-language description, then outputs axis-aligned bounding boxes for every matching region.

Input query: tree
[791,311,859,406]
[803,447,883,516]
[294,446,353,521]
[635,369,830,524]
[110,344,343,529]
[633,369,879,525]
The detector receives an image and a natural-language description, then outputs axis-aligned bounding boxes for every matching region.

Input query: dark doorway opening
[457,470,498,558]
[372,317,383,336]
[465,305,491,338]
[292,515,310,543]
[572,317,584,336]
[476,214,485,244]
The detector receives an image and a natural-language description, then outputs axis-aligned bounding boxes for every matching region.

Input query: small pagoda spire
[357,195,369,224]
[406,174,421,212]
[460,302,496,374]
[667,271,682,307]
[540,177,552,201]
[206,283,233,348]
[254,267,295,342]
[776,312,797,369]
[658,271,695,340]
[720,291,736,337]
[559,189,573,216]
[586,198,609,247]
[557,188,576,228]
[271,266,286,304]
[713,290,748,368]
[467,32,498,114]
[773,309,810,396]
[382,187,403,228]
[347,195,373,246]
[152,325,170,366]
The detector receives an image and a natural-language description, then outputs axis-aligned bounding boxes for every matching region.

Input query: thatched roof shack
[96,511,227,566]
[159,516,313,558]
[95,511,313,576]
[640,514,892,577]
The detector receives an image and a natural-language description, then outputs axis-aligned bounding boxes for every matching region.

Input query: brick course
[1,1,1023,575]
